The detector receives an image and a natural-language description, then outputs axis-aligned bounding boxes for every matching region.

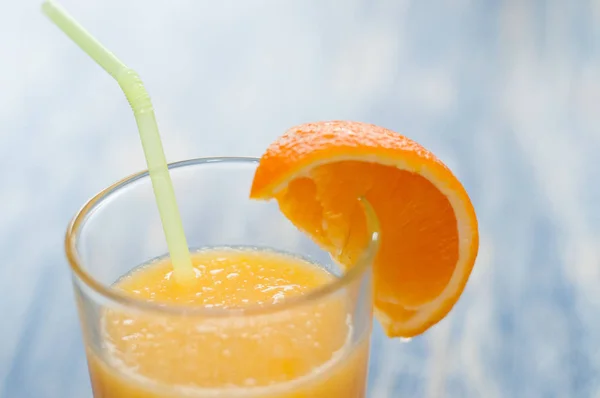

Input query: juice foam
[87,248,370,397]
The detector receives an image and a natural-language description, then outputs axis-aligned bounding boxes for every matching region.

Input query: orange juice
[87,248,370,397]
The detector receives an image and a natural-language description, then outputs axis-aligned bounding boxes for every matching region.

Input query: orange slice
[250,121,479,338]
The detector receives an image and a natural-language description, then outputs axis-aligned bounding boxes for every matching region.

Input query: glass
[65,157,378,397]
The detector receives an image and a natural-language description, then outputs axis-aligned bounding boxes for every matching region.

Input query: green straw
[42,0,195,283]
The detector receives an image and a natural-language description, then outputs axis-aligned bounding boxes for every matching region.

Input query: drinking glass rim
[65,156,379,318]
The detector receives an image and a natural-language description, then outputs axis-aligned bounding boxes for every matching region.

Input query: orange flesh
[250,121,478,337]
[277,161,459,310]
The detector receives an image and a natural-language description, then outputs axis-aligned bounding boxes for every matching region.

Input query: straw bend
[118,69,154,115]
[42,0,195,282]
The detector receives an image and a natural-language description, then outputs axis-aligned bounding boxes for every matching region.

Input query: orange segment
[250,121,479,338]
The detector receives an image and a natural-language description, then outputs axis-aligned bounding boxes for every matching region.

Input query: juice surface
[88,248,370,397]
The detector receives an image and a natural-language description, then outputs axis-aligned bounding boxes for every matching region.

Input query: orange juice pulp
[87,248,371,397]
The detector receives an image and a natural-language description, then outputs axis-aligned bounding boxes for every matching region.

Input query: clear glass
[66,157,378,398]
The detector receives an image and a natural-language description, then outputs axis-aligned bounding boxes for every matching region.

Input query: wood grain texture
[1,0,599,397]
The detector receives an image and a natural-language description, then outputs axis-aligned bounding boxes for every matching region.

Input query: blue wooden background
[1,0,599,397]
